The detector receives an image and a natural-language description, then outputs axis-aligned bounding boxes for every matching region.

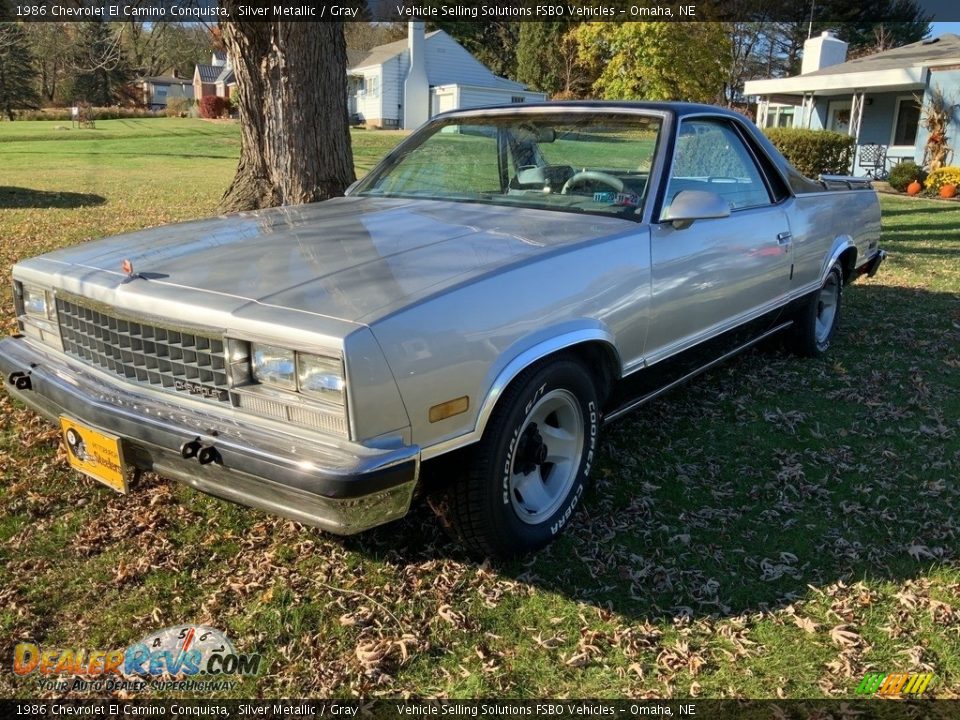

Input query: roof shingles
[803,33,960,77]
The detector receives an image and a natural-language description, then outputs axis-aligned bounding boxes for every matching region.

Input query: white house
[139,70,194,109]
[348,22,546,129]
[744,33,960,174]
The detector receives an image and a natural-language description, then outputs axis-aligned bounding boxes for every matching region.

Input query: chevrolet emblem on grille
[174,380,229,401]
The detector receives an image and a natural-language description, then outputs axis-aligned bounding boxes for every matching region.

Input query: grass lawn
[0,118,958,699]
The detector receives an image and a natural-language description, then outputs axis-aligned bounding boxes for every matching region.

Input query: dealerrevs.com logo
[13,625,263,692]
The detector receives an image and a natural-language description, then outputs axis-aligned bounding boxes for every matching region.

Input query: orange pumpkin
[940,183,957,199]
[907,180,923,196]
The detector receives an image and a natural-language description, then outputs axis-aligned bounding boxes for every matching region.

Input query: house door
[828,101,852,135]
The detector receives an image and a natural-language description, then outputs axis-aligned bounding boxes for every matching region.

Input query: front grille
[56,298,230,403]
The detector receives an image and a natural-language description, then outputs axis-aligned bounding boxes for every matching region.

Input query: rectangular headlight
[22,284,53,320]
[251,343,296,390]
[297,353,345,406]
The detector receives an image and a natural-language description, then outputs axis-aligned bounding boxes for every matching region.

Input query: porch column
[849,90,865,174]
[756,97,769,128]
[801,93,816,129]
[849,90,864,140]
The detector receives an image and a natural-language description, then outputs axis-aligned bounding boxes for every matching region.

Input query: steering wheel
[561,170,624,195]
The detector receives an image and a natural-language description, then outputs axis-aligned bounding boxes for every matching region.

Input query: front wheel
[431,358,600,558]
[791,263,843,357]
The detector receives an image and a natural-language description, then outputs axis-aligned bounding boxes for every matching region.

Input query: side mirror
[661,190,731,230]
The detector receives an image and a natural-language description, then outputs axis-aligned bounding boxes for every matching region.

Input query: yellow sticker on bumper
[59,417,128,493]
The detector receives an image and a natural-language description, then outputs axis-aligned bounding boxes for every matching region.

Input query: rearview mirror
[661,190,731,230]
[537,128,556,143]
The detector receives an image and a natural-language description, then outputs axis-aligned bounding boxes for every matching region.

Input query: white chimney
[403,21,429,130]
[801,31,848,74]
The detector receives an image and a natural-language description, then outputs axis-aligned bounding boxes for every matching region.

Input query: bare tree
[23,23,70,104]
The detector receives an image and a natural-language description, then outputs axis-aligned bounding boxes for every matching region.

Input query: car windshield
[354,113,664,220]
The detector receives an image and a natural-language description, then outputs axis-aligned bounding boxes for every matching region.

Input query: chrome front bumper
[0,336,419,534]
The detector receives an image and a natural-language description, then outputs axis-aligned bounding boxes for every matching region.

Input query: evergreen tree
[0,21,40,120]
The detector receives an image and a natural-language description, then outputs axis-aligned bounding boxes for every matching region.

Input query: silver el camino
[1,103,884,557]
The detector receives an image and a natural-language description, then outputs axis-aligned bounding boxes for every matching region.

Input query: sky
[930,22,960,37]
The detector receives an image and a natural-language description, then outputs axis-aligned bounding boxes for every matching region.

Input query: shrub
[199,96,230,119]
[923,165,960,193]
[165,97,192,118]
[15,107,161,121]
[887,161,927,192]
[764,128,855,178]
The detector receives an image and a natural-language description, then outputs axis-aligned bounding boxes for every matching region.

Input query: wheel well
[839,247,858,283]
[563,341,620,403]
[418,340,620,494]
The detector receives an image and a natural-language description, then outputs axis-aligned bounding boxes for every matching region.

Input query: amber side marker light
[429,396,469,423]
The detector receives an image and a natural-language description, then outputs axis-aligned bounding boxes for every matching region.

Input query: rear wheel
[791,263,843,357]
[431,358,600,558]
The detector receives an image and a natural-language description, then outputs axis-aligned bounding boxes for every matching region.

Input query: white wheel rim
[815,273,839,344]
[508,389,584,525]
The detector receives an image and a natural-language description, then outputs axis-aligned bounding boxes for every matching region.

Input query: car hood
[25,196,635,324]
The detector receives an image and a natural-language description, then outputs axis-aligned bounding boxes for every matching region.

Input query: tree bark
[217,18,355,212]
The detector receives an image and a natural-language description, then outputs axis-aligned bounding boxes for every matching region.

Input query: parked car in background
[1,102,884,557]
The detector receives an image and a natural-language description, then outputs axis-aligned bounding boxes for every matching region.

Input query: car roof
[436,100,746,121]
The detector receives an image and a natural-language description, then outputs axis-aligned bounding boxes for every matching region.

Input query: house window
[366,76,380,98]
[511,96,525,103]
[764,106,795,128]
[892,97,921,146]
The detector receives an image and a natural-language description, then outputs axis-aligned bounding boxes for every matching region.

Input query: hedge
[199,96,231,119]
[13,107,163,121]
[764,128,855,178]
[164,97,192,118]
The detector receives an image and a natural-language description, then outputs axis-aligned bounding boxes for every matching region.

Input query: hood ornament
[120,258,143,284]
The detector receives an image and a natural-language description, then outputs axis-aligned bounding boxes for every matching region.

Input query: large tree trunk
[218,19,355,212]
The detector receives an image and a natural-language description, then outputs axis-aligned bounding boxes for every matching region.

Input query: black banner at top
[4,0,960,23]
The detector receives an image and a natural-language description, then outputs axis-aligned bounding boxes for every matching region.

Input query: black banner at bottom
[1,700,958,720]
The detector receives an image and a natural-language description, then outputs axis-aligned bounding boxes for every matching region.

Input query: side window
[662,119,772,217]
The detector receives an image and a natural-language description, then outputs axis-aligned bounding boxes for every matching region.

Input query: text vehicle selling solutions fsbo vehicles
[1,103,884,557]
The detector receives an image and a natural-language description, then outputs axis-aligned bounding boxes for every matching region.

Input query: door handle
[777,231,793,245]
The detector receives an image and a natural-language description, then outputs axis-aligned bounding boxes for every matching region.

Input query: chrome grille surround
[56,297,230,403]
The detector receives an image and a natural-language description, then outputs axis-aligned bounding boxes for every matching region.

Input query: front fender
[420,323,619,460]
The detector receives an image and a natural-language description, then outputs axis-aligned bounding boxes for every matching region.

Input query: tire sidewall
[488,361,599,551]
[814,265,843,353]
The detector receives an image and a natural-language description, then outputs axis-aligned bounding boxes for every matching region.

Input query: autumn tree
[217,16,355,212]
[0,21,40,119]
[575,22,732,103]
[345,21,406,54]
